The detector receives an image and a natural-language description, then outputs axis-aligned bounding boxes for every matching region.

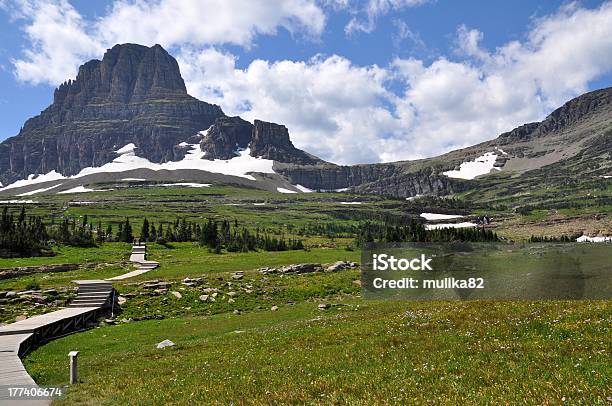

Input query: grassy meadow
[0,183,609,404]
[24,300,611,405]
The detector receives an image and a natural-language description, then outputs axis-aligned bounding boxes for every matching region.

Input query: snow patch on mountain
[425,222,477,230]
[277,187,298,194]
[494,146,508,155]
[159,183,211,188]
[0,138,275,191]
[576,235,612,243]
[115,143,137,154]
[0,171,65,191]
[295,184,313,193]
[406,194,423,201]
[0,200,37,204]
[17,184,63,196]
[57,186,105,194]
[443,152,500,180]
[420,213,464,220]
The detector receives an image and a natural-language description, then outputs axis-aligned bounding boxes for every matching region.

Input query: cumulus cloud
[7,0,326,85]
[180,2,612,163]
[387,1,612,160]
[10,0,103,85]
[96,0,326,48]
[178,48,399,163]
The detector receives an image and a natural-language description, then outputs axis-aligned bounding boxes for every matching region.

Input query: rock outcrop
[250,120,322,165]
[499,87,612,142]
[200,116,253,160]
[275,163,468,197]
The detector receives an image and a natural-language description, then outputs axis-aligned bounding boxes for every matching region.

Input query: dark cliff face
[0,43,224,185]
[200,116,253,160]
[275,164,467,197]
[250,120,322,165]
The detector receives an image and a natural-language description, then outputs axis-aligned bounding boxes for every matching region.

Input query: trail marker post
[68,351,80,384]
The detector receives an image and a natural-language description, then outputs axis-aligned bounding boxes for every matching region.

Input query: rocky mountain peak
[51,43,188,109]
[0,44,224,185]
[499,87,612,141]
[250,120,322,165]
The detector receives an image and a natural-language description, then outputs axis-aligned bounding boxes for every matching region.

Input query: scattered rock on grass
[259,262,358,275]
[156,339,175,349]
[171,291,182,299]
[325,261,357,272]
[182,277,205,287]
[271,305,279,311]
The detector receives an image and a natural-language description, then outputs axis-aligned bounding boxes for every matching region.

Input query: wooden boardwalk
[0,245,150,403]
[0,280,113,405]
[107,243,159,280]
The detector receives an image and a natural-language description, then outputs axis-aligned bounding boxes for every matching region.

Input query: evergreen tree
[121,218,133,243]
[106,224,113,241]
[140,218,150,242]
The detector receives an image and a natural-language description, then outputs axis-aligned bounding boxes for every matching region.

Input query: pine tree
[121,218,133,243]
[140,218,150,242]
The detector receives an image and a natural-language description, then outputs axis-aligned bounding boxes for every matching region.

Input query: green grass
[115,266,361,321]
[142,243,360,281]
[25,300,611,405]
[0,243,358,292]
[0,243,132,269]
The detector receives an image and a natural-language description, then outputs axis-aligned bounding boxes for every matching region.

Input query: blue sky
[1,0,612,164]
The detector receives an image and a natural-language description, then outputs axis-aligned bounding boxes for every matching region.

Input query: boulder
[156,339,175,349]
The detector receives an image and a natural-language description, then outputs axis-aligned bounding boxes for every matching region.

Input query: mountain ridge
[0,43,610,197]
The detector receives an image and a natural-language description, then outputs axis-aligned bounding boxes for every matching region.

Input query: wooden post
[68,351,79,384]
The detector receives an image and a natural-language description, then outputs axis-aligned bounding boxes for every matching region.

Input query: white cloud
[180,2,612,164]
[97,0,325,48]
[392,19,426,51]
[178,48,399,163]
[10,0,103,85]
[7,0,326,85]
[345,0,432,34]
